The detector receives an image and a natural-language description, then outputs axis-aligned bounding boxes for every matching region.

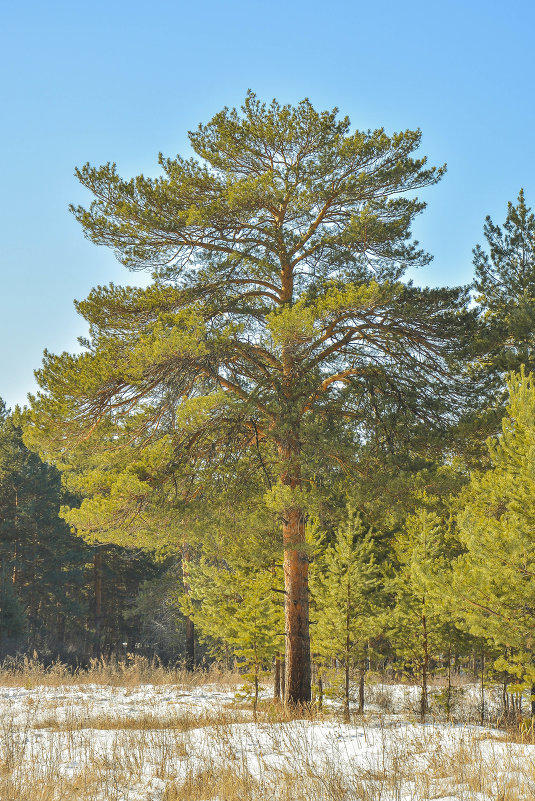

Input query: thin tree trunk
[446,645,452,721]
[94,547,103,658]
[281,657,286,702]
[274,655,281,701]
[531,683,535,718]
[318,672,323,710]
[29,520,38,646]
[344,659,350,722]
[480,651,485,725]
[12,488,18,586]
[185,617,195,672]
[420,611,428,723]
[253,640,259,722]
[358,659,366,715]
[181,542,195,672]
[344,583,350,722]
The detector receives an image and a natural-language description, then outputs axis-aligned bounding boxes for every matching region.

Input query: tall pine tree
[27,94,471,703]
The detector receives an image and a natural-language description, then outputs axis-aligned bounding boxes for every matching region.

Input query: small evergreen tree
[180,552,282,717]
[311,508,381,719]
[453,369,535,709]
[389,508,459,721]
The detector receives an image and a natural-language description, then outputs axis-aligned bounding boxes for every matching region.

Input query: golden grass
[0,653,242,689]
[0,661,534,799]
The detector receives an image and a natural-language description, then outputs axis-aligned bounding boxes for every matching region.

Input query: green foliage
[27,92,470,511]
[179,551,282,670]
[0,405,90,652]
[474,189,535,382]
[310,507,381,664]
[452,369,535,687]
[389,509,461,674]
[0,564,27,644]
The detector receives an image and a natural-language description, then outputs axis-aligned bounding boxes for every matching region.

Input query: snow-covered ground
[0,682,534,800]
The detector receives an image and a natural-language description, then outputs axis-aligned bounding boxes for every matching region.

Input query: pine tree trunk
[344,658,350,722]
[344,591,350,722]
[358,659,366,715]
[278,274,311,705]
[283,507,311,705]
[278,421,311,706]
[446,645,452,721]
[480,651,485,725]
[12,488,19,586]
[253,643,259,722]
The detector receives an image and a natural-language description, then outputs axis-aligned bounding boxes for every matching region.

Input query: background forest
[2,97,535,718]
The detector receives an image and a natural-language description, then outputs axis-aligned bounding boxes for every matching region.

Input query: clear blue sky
[1,0,534,409]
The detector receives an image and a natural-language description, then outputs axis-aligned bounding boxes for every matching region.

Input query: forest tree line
[2,95,535,712]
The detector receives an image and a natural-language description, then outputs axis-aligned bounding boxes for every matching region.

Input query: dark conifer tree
[474,189,535,378]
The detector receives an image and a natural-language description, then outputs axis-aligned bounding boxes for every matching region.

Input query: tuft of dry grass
[0,653,243,689]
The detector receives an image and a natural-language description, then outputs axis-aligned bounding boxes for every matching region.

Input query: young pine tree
[179,551,283,717]
[453,369,535,710]
[389,508,459,722]
[311,508,382,720]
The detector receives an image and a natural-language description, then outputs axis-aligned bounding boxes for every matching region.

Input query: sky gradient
[2,0,534,409]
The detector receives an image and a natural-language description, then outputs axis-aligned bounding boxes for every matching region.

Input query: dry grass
[32,707,253,732]
[0,653,242,689]
[1,662,535,799]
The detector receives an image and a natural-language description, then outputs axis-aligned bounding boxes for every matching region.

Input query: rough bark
[283,507,311,704]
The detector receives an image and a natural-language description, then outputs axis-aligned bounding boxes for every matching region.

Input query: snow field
[0,683,534,800]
